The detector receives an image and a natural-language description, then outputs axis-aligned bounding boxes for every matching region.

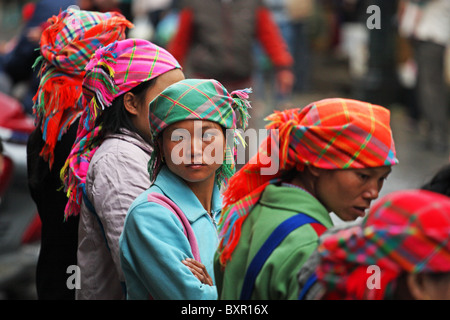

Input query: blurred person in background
[398,0,450,154]
[253,0,314,107]
[126,0,173,42]
[27,7,132,300]
[0,2,37,55]
[286,0,314,93]
[167,0,295,125]
[253,0,294,107]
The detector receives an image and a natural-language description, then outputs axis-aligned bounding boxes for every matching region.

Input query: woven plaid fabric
[315,189,450,300]
[147,78,251,187]
[33,7,132,168]
[217,98,398,266]
[61,39,181,219]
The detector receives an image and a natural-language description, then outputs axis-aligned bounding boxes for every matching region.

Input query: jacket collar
[105,128,153,155]
[259,184,334,228]
[153,166,222,223]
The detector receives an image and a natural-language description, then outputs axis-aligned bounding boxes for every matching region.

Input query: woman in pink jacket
[61,39,184,299]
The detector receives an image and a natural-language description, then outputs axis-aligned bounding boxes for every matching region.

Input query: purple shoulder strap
[147,192,201,262]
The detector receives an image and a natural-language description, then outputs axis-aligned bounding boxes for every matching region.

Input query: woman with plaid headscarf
[119,79,251,299]
[299,162,450,300]
[309,189,450,300]
[60,38,184,299]
[215,98,398,300]
[26,7,132,300]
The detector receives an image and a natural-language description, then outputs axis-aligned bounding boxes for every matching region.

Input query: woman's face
[133,68,185,141]
[314,166,392,221]
[161,120,226,186]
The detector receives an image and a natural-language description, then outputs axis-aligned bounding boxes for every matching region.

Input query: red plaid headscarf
[316,189,450,300]
[217,98,398,266]
[32,8,132,168]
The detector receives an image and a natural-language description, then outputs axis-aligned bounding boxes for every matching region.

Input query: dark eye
[358,173,370,181]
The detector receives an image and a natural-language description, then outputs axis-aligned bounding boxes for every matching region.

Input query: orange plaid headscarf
[217,98,398,266]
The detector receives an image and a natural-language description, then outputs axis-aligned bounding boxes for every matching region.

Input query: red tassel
[38,75,83,168]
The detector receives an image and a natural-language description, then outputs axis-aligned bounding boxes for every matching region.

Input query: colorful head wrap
[147,78,251,187]
[61,38,181,219]
[315,189,450,300]
[217,98,398,266]
[33,7,132,168]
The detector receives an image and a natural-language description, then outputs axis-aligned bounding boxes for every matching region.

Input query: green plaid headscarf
[148,78,251,187]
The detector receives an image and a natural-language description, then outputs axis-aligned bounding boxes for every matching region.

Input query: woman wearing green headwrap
[119,79,251,299]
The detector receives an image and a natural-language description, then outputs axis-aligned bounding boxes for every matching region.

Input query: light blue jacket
[119,166,221,300]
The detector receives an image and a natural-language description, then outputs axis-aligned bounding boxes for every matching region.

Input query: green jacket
[214,184,333,300]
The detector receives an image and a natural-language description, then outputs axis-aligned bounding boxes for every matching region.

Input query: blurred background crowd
[0,0,449,299]
[1,0,449,145]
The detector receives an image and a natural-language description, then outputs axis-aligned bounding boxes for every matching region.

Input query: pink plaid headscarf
[61,39,181,219]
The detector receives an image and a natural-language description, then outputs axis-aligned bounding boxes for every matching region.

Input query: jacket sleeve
[87,151,150,282]
[120,200,218,300]
[255,6,294,69]
[166,8,194,66]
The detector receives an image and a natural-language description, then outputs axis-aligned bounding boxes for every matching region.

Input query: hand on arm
[182,258,214,286]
